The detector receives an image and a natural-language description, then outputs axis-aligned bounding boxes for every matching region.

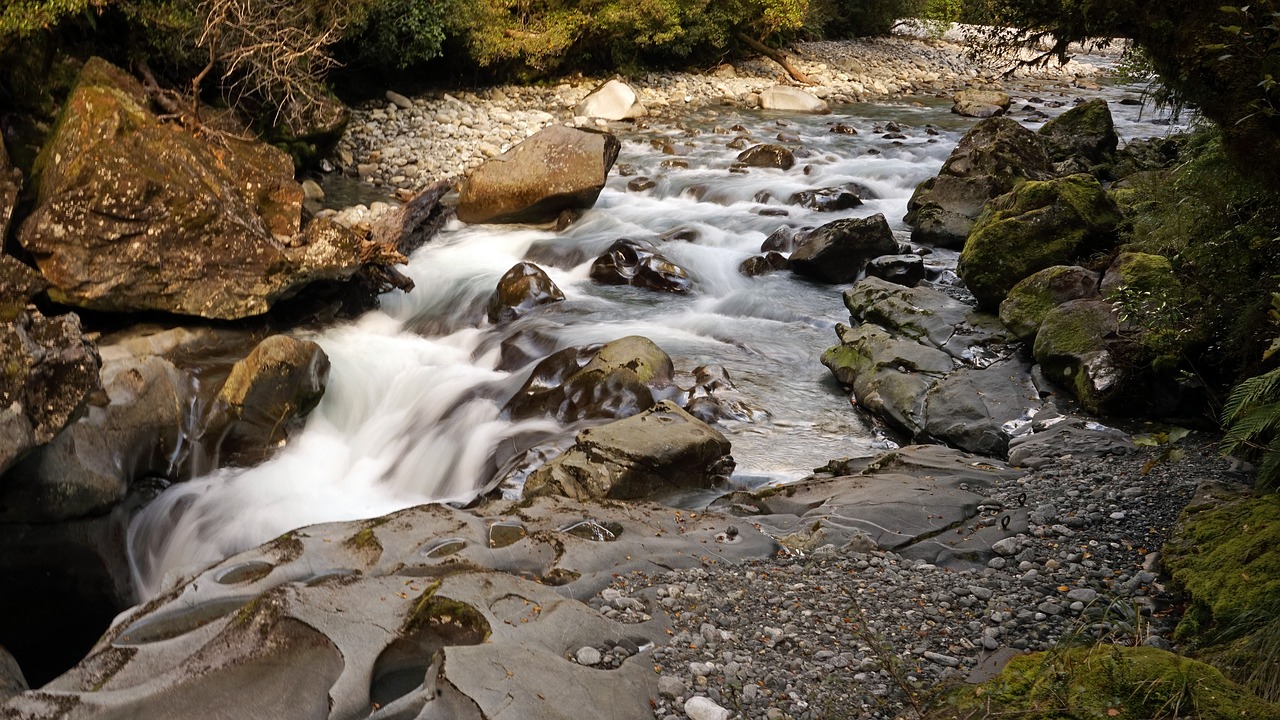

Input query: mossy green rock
[1038,98,1119,164]
[959,174,1121,310]
[931,645,1280,720]
[1032,299,1123,414]
[1164,488,1280,644]
[1100,251,1178,300]
[999,265,1100,344]
[904,117,1055,249]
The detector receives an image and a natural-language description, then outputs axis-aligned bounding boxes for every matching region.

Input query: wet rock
[742,445,1024,565]
[822,323,952,435]
[0,309,101,476]
[736,144,795,170]
[952,89,1011,118]
[904,117,1055,249]
[866,254,925,287]
[589,238,692,293]
[0,645,25,703]
[842,276,1010,361]
[576,78,646,120]
[524,401,733,501]
[1038,98,1118,164]
[788,185,863,212]
[1032,299,1125,415]
[203,335,330,468]
[999,266,1100,344]
[457,125,620,224]
[523,238,592,270]
[830,123,858,134]
[789,213,897,283]
[759,85,829,114]
[959,174,1121,309]
[486,262,565,324]
[626,176,656,192]
[739,252,790,277]
[19,58,387,320]
[923,359,1040,457]
[506,335,675,423]
[761,226,805,253]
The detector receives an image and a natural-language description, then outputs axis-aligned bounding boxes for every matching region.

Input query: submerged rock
[736,143,795,170]
[589,238,692,293]
[904,117,1055,248]
[788,185,863,212]
[524,401,733,500]
[486,262,565,323]
[456,125,620,224]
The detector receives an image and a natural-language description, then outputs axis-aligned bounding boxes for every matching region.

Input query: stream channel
[126,70,1186,600]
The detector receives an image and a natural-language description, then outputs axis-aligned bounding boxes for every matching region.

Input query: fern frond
[1221,404,1280,454]
[1259,449,1280,492]
[1222,367,1280,425]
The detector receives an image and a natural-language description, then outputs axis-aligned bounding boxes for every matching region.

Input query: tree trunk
[735,33,816,86]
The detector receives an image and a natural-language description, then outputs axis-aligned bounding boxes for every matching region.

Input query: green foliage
[1221,364,1280,490]
[0,0,106,47]
[809,0,923,38]
[918,0,962,37]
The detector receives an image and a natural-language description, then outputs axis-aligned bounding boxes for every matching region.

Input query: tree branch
[735,32,816,86]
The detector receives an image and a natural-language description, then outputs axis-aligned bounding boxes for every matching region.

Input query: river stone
[904,117,1055,249]
[523,401,733,501]
[959,174,1121,310]
[506,335,675,423]
[13,494,777,719]
[576,78,646,120]
[733,445,1025,567]
[456,125,620,224]
[1038,98,1118,164]
[18,58,386,320]
[1032,299,1125,415]
[487,262,565,323]
[685,696,732,720]
[737,144,795,170]
[0,309,101,477]
[999,266,1101,344]
[789,213,897,283]
[0,644,25,703]
[822,323,952,436]
[952,89,1011,118]
[789,185,863,212]
[739,252,790,277]
[866,254,925,287]
[759,85,829,114]
[923,358,1040,457]
[589,238,692,293]
[203,335,330,468]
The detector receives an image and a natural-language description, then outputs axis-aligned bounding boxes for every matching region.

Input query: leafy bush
[808,0,924,38]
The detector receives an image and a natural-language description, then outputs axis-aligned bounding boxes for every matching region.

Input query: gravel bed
[577,438,1242,720]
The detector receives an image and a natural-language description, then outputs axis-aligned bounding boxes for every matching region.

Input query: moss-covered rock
[1039,98,1119,164]
[1165,488,1280,646]
[1101,251,1178,300]
[904,117,1055,248]
[959,174,1121,310]
[929,644,1280,720]
[1032,299,1124,415]
[999,266,1101,344]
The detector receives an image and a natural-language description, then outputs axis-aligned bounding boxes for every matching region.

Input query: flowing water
[127,74,1187,599]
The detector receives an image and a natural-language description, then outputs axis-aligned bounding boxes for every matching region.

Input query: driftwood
[736,33,816,86]
[369,180,453,257]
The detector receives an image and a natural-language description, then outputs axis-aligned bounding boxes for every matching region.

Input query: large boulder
[842,276,1011,361]
[589,238,692,293]
[576,79,646,120]
[866,254,925,287]
[1100,251,1179,301]
[1038,98,1118,165]
[202,335,330,468]
[1032,299,1126,415]
[821,323,953,436]
[959,174,1121,309]
[523,401,733,500]
[788,213,898,283]
[0,309,101,476]
[456,125,620,224]
[904,117,1055,248]
[505,335,675,423]
[487,262,565,323]
[759,85,829,114]
[951,89,1011,118]
[999,265,1101,344]
[18,58,395,320]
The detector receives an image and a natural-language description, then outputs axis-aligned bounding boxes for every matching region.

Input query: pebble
[684,697,731,720]
[575,646,601,666]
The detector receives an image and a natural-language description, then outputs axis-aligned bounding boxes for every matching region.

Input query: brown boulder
[506,335,674,424]
[737,144,795,170]
[487,262,565,324]
[19,58,397,320]
[456,125,620,224]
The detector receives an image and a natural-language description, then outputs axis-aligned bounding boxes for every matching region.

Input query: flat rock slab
[11,497,778,719]
[844,276,1010,364]
[716,445,1027,568]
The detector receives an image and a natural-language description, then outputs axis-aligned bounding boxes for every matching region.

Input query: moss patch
[931,645,1280,720]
